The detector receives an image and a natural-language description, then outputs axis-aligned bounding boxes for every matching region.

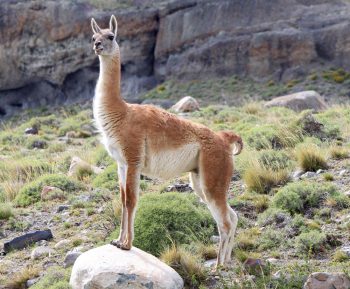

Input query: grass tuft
[295,145,328,172]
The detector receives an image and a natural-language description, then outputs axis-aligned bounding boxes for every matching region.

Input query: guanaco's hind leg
[192,149,237,267]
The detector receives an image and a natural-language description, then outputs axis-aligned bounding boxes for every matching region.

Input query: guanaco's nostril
[95,41,102,47]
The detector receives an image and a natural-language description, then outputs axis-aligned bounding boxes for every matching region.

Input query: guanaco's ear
[109,15,118,36]
[91,18,101,34]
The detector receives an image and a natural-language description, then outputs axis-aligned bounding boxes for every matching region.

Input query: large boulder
[70,244,184,289]
[264,91,328,112]
[303,272,350,289]
[171,96,199,113]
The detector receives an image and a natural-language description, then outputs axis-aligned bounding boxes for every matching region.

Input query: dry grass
[2,181,24,202]
[194,242,217,260]
[236,227,261,250]
[0,203,14,220]
[295,145,328,172]
[5,266,40,289]
[329,146,349,160]
[160,245,206,286]
[243,162,290,194]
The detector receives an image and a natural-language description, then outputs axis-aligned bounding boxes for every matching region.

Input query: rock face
[303,272,350,289]
[264,91,328,112]
[2,0,350,117]
[70,244,184,289]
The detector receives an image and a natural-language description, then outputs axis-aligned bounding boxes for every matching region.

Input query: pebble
[339,169,348,177]
[31,246,55,260]
[301,171,317,179]
[203,258,217,268]
[57,205,70,213]
[25,127,38,135]
[26,278,39,287]
[54,239,71,249]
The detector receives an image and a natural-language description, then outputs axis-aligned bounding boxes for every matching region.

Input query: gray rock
[166,183,193,193]
[54,239,71,250]
[4,229,53,253]
[26,278,39,287]
[210,235,220,244]
[64,251,82,268]
[265,91,328,112]
[171,96,200,113]
[25,127,38,135]
[339,169,348,177]
[31,246,55,260]
[303,272,350,289]
[316,169,325,174]
[70,244,183,289]
[301,171,317,179]
[340,246,350,257]
[292,170,304,180]
[204,259,217,268]
[57,205,70,213]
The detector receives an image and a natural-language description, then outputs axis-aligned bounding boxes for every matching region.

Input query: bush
[329,146,349,159]
[92,163,118,191]
[160,245,205,287]
[31,267,71,289]
[243,162,290,194]
[272,181,337,214]
[257,207,291,227]
[258,226,286,250]
[0,203,14,220]
[15,174,83,206]
[295,230,326,254]
[130,192,215,256]
[258,150,294,171]
[295,145,328,172]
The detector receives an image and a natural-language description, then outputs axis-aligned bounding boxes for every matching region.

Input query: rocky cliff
[1,0,350,117]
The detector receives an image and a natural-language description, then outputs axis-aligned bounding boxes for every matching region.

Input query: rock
[243,258,268,276]
[301,171,317,179]
[70,244,183,289]
[204,258,217,268]
[266,258,279,265]
[344,191,350,197]
[166,183,193,193]
[68,156,103,177]
[31,246,55,260]
[25,127,38,135]
[339,169,348,177]
[316,169,325,174]
[171,96,199,113]
[31,139,48,149]
[64,251,82,268]
[4,229,53,253]
[292,169,304,180]
[340,246,350,257]
[26,278,39,287]
[264,91,328,112]
[41,186,64,201]
[303,272,350,289]
[57,205,70,213]
[210,235,220,244]
[54,239,71,250]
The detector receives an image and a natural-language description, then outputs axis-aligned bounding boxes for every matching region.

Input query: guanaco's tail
[218,131,243,156]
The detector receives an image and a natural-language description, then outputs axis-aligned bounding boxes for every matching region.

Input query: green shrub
[295,230,326,254]
[92,163,118,191]
[0,203,14,220]
[258,150,294,171]
[16,174,83,206]
[272,181,337,214]
[31,267,71,289]
[257,207,291,226]
[130,192,215,256]
[258,226,286,250]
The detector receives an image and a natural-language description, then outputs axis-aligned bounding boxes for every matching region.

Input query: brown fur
[91,15,242,267]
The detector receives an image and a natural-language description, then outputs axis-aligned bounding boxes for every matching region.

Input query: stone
[70,244,183,289]
[31,139,48,149]
[292,169,304,180]
[54,239,71,249]
[266,258,279,265]
[316,169,325,174]
[301,171,317,179]
[4,229,53,253]
[339,169,348,177]
[25,127,38,135]
[171,96,199,113]
[57,205,70,213]
[41,186,64,201]
[203,258,217,268]
[31,246,55,260]
[303,272,350,289]
[243,258,268,276]
[64,251,82,268]
[166,183,193,193]
[68,156,103,177]
[340,246,350,257]
[344,191,350,197]
[210,235,220,244]
[26,278,39,287]
[264,91,328,112]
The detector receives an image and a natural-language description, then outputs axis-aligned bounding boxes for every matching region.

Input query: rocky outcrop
[2,0,350,117]
[70,244,184,289]
[303,272,350,289]
[264,91,328,111]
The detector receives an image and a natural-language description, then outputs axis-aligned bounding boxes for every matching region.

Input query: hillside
[0,95,350,288]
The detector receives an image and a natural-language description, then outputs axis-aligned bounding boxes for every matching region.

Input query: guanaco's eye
[108,35,114,41]
[92,36,95,42]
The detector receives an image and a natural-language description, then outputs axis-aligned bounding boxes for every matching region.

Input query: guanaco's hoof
[119,243,131,250]
[110,239,122,248]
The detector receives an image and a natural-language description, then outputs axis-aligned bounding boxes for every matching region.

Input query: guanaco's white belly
[142,143,200,180]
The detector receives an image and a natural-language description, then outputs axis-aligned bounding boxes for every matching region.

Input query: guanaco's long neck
[95,52,127,118]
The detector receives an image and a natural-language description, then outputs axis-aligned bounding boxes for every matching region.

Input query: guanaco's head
[91,15,119,56]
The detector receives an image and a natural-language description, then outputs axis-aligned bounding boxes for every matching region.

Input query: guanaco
[91,15,243,267]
